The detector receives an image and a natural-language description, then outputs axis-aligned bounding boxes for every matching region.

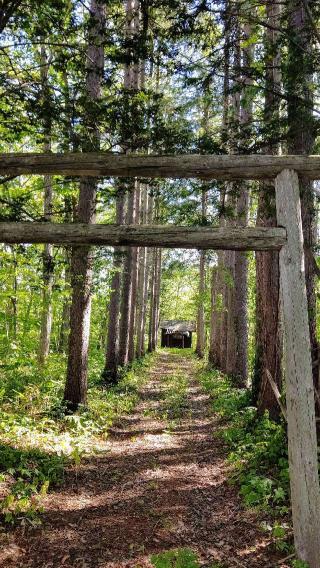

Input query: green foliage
[198,366,289,516]
[151,548,199,568]
[0,352,152,524]
[292,561,310,568]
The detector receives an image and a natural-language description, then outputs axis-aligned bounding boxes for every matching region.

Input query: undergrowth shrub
[198,365,292,555]
[0,352,152,524]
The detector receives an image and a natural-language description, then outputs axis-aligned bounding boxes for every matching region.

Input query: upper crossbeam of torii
[1,152,320,180]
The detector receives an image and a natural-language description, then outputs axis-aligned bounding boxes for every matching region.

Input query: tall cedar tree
[64,0,105,409]
[254,0,282,418]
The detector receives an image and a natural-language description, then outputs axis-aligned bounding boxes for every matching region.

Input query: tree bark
[118,0,140,369]
[135,185,149,358]
[254,0,282,417]
[209,264,222,367]
[195,249,206,357]
[128,182,140,363]
[38,45,53,365]
[64,0,105,409]
[232,17,254,385]
[103,192,125,383]
[234,187,249,384]
[148,244,161,352]
[118,190,135,368]
[58,197,73,353]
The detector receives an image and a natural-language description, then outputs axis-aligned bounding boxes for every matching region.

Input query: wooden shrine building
[160,320,196,348]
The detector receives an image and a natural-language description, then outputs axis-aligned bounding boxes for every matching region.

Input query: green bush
[198,367,289,516]
[0,351,152,524]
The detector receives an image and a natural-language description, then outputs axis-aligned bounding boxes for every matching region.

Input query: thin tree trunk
[103,192,125,382]
[147,248,157,352]
[225,249,236,375]
[11,246,18,341]
[135,185,148,358]
[64,0,105,409]
[233,21,253,385]
[219,0,234,375]
[209,261,222,367]
[118,0,140,368]
[58,197,73,353]
[128,182,140,363]
[196,189,207,358]
[153,248,162,348]
[58,260,71,353]
[118,189,135,367]
[38,45,53,365]
[148,245,161,352]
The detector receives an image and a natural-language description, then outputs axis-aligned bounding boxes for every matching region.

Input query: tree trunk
[128,182,140,363]
[233,188,249,385]
[58,197,73,353]
[196,249,206,357]
[118,0,140,369]
[38,45,53,365]
[153,248,162,349]
[208,262,222,369]
[148,245,161,352]
[135,185,149,358]
[103,192,125,383]
[64,0,105,409]
[225,249,236,375]
[232,18,254,385]
[254,0,282,418]
[118,189,135,367]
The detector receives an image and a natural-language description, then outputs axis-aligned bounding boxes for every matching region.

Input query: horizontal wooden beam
[0,222,287,250]
[1,153,320,180]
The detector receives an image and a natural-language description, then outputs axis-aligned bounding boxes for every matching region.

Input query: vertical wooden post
[275,169,320,568]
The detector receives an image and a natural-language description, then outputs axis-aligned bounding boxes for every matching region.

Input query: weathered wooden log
[276,169,320,568]
[2,153,320,180]
[0,222,286,250]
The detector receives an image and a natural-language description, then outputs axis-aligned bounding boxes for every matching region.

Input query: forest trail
[2,352,288,568]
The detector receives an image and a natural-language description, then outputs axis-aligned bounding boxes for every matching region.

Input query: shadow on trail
[1,352,286,568]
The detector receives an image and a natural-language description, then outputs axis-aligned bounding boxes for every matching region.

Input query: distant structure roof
[159,320,196,332]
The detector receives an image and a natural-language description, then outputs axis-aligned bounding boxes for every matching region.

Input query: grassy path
[1,351,288,567]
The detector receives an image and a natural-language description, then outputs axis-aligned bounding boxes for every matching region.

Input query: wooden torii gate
[1,153,320,567]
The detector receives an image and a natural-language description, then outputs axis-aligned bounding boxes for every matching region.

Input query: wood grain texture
[0,222,287,251]
[2,153,320,180]
[276,169,320,568]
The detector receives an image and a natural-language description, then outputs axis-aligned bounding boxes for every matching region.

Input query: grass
[0,350,152,524]
[150,548,226,568]
[151,548,200,568]
[154,348,194,422]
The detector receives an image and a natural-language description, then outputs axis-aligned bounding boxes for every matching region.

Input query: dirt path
[1,352,289,568]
